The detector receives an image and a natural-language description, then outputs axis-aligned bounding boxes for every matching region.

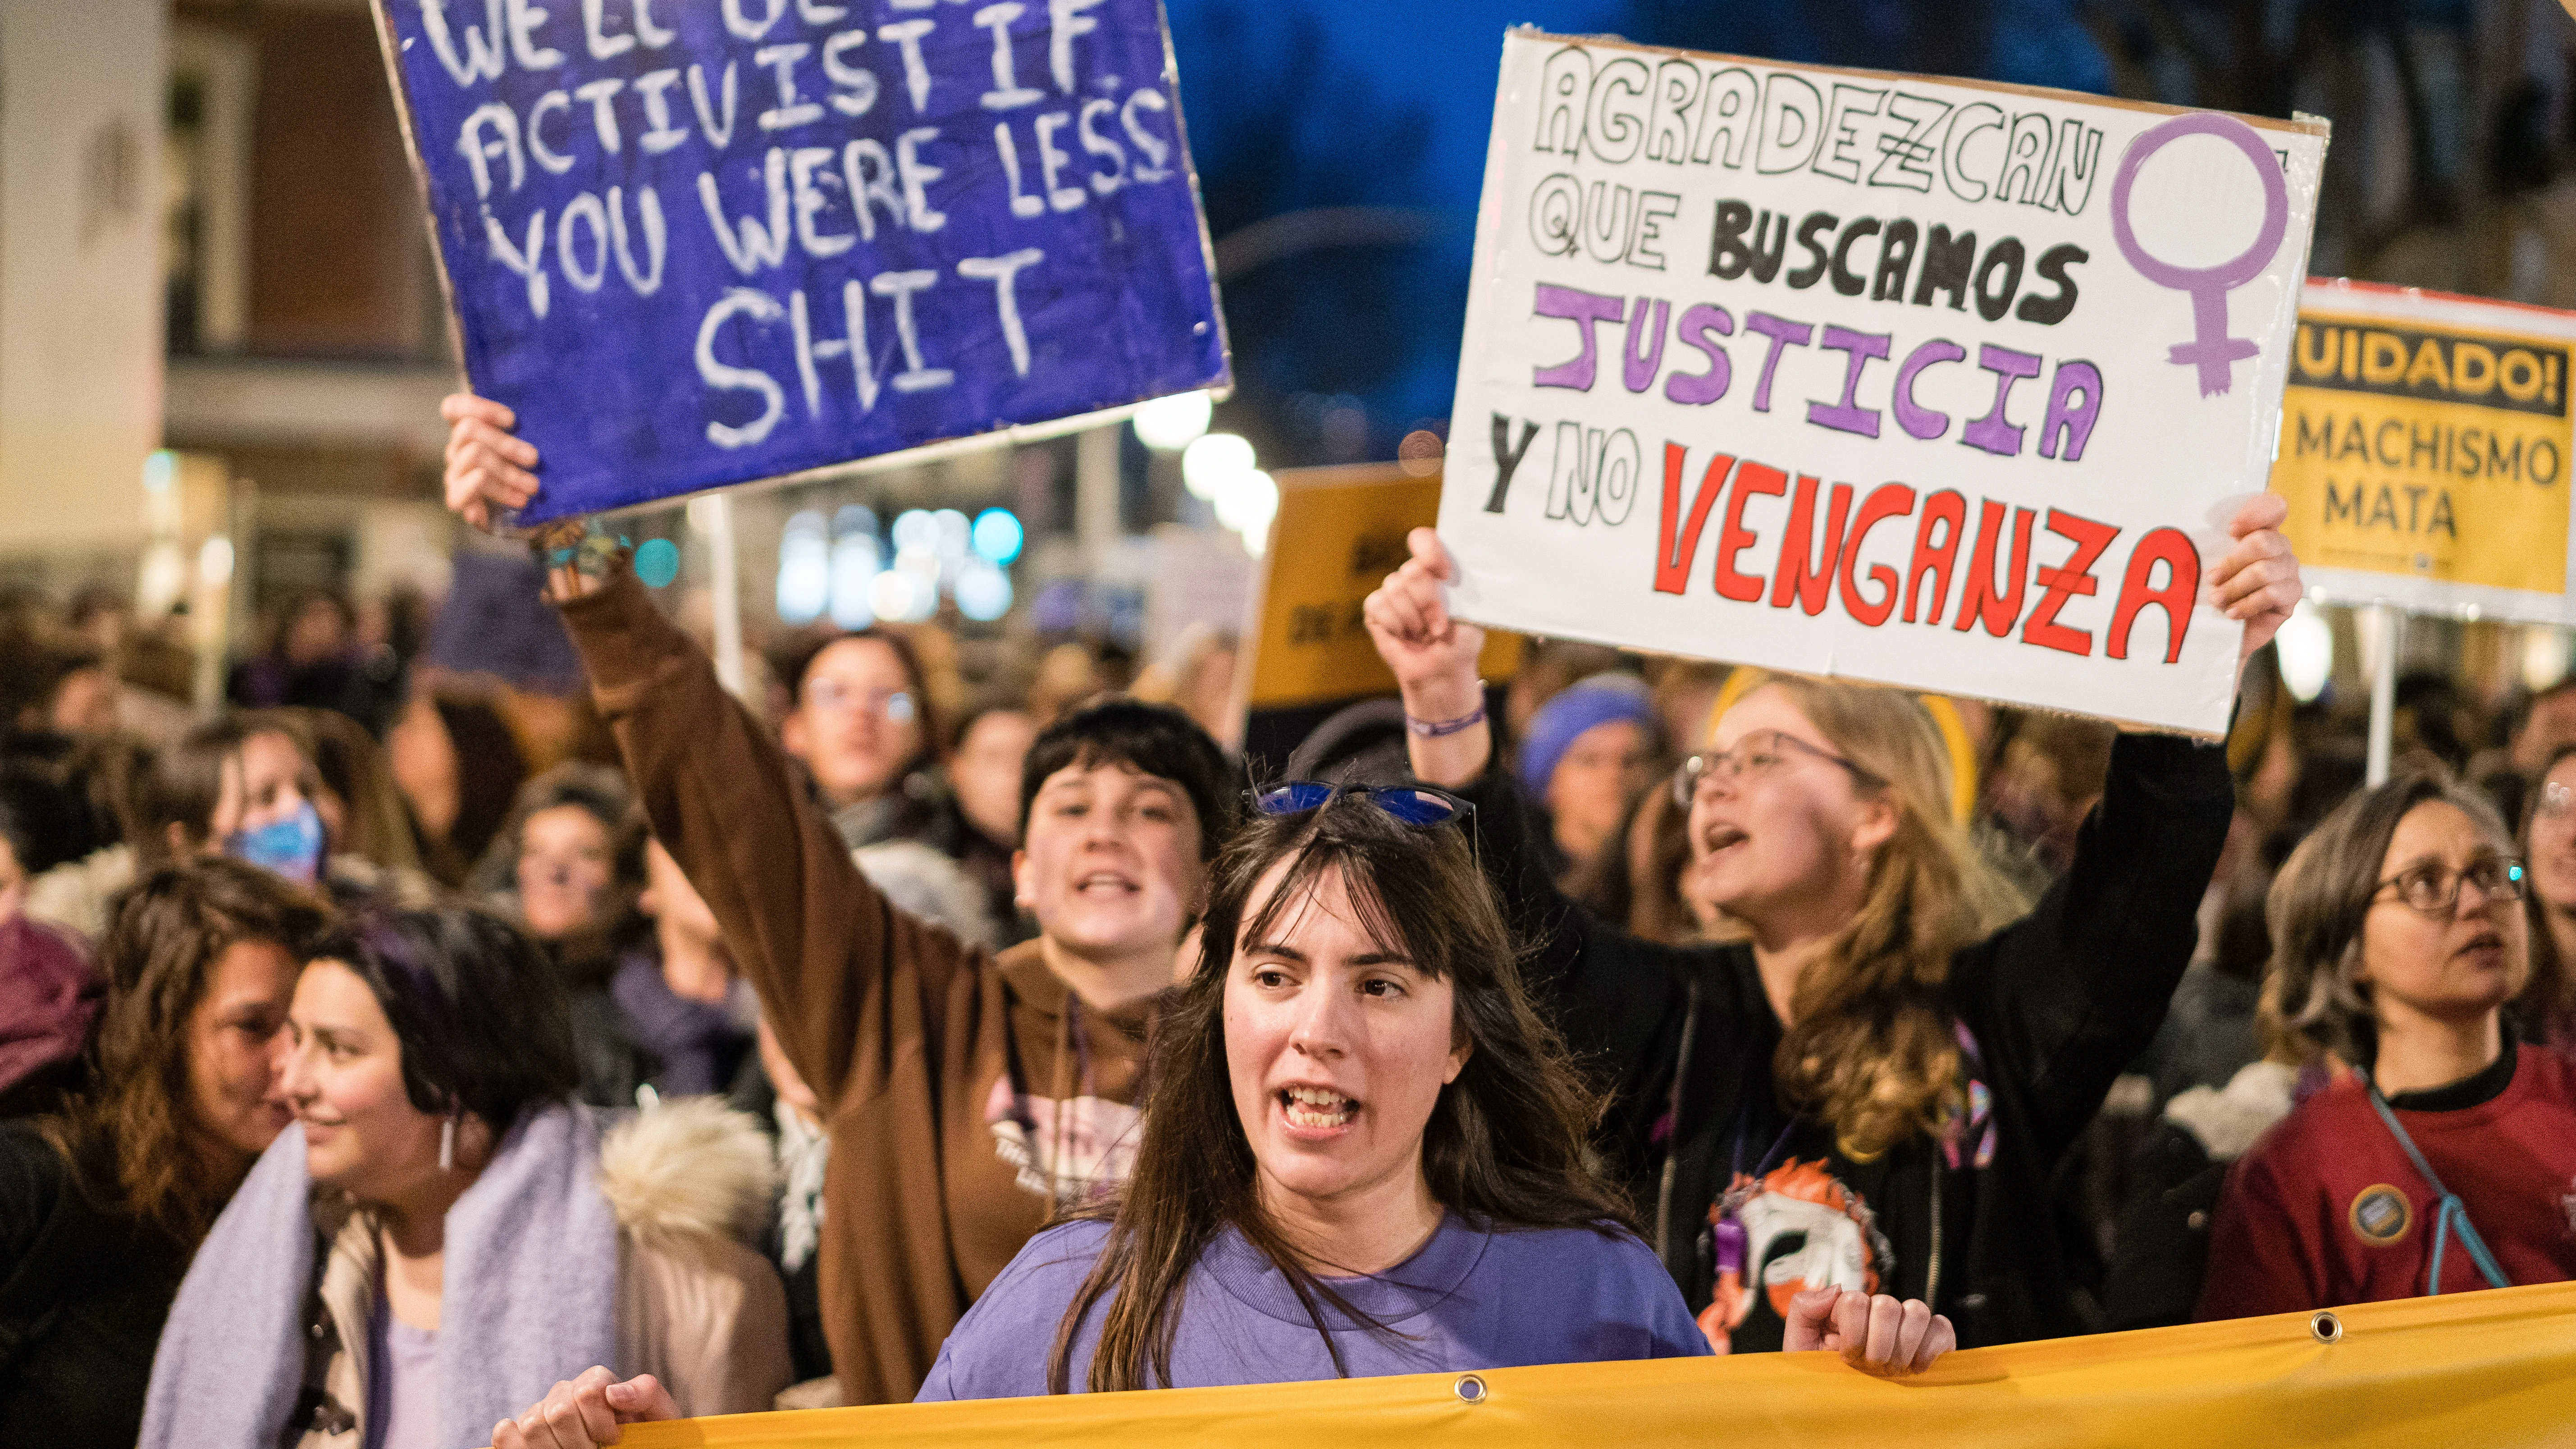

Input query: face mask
[226,800,325,883]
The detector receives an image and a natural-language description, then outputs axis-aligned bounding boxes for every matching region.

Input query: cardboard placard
[1236,464,1523,721]
[1438,30,2328,737]
[2273,278,2576,623]
[370,0,1229,521]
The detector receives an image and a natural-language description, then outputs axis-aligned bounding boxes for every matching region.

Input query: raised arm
[1958,494,2301,1161]
[441,396,976,1109]
[1362,531,1695,1147]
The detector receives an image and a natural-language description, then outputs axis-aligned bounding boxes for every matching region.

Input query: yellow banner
[2275,310,2571,594]
[1240,464,1521,713]
[621,1283,2576,1448]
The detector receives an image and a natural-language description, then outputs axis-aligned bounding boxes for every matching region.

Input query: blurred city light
[972,507,1024,565]
[1182,432,1255,500]
[891,508,938,552]
[1133,390,1213,451]
[776,511,829,624]
[2276,603,2332,703]
[2525,626,2573,694]
[827,531,881,630]
[956,558,1013,621]
[868,567,923,623]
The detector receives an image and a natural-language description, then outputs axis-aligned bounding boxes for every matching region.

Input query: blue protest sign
[370,0,1229,522]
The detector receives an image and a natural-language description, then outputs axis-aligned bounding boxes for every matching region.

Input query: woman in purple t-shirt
[498,788,1951,1441]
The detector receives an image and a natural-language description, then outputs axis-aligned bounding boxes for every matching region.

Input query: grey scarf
[141,1101,622,1449]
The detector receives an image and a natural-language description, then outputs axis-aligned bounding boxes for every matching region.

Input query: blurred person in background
[612,838,763,1110]
[470,765,672,1108]
[1502,639,1622,747]
[1567,782,1712,948]
[2509,678,2576,777]
[471,763,643,979]
[282,707,428,880]
[1131,624,1239,750]
[769,626,950,854]
[0,764,107,1119]
[1515,674,1662,885]
[1977,713,2117,890]
[140,904,788,1449]
[0,860,327,1449]
[28,717,337,941]
[1025,640,1109,727]
[2513,745,2576,1053]
[2198,768,2576,1318]
[0,627,122,777]
[387,688,532,888]
[945,704,1037,943]
[228,588,406,739]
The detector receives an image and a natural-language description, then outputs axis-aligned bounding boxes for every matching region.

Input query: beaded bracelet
[1406,692,1488,738]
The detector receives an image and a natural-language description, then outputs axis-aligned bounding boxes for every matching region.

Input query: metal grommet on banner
[2309,1310,2343,1344]
[1453,1374,1488,1405]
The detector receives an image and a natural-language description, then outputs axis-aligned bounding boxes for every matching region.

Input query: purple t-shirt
[918,1213,1709,1399]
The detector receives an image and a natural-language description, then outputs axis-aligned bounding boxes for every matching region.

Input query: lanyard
[2365,1086,2510,1295]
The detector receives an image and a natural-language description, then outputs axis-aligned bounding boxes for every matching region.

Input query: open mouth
[1279,1085,1358,1130]
[1073,871,1139,898]
[1701,824,1749,855]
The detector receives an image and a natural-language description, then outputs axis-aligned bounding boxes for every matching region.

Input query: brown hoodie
[557,571,1151,1405]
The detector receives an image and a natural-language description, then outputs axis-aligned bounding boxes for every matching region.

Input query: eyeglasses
[1251,781,1474,829]
[806,680,915,723]
[1672,729,1877,808]
[2372,857,2527,916]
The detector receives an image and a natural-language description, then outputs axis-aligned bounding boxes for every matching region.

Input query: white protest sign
[1440,31,2328,736]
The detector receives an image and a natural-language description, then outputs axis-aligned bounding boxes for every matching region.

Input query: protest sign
[1233,464,1521,771]
[1238,464,1522,709]
[1437,31,2327,737]
[369,0,1229,522]
[2273,278,2576,624]
[609,1280,2576,1449]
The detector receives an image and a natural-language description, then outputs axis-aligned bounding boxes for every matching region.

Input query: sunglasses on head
[1250,781,1474,829]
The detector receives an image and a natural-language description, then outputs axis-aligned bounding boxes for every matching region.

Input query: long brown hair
[1728,676,2028,1162]
[45,857,330,1243]
[2270,764,2519,1068]
[1046,793,1628,1393]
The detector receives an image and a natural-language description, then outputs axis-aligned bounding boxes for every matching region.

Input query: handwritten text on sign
[1438,32,2326,736]
[373,0,1228,521]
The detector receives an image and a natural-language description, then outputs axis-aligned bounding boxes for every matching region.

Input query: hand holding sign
[444,393,540,532]
[1439,31,2325,736]
[378,0,1228,521]
[490,1366,678,1449]
[1784,1285,1955,1379]
[2209,493,2302,675]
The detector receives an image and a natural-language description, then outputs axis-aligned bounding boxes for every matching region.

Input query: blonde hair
[1728,675,2028,1161]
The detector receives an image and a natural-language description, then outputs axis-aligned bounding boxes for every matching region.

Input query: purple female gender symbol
[2108,112,2290,398]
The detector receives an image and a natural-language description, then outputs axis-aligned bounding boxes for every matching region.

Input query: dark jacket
[1459,732,2231,1350]
[0,1123,191,1449]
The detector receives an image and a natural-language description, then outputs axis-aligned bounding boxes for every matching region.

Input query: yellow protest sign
[1238,464,1521,714]
[613,1281,2576,1449]
[2274,279,2576,621]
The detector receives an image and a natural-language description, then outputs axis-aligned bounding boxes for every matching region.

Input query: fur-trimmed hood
[596,1096,777,1245]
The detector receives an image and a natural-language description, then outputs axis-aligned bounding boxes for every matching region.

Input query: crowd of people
[0,391,2565,1449]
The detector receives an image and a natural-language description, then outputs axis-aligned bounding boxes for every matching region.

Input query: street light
[1182,432,1254,500]
[1134,390,1213,450]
